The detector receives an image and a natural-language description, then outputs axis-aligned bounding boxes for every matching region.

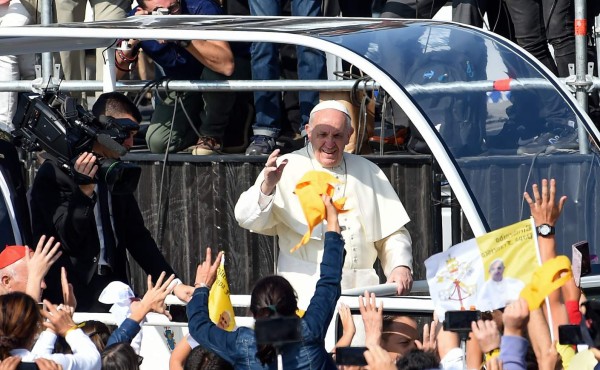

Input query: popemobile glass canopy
[1,16,599,258]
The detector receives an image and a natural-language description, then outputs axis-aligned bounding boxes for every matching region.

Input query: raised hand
[260,149,288,196]
[471,319,500,353]
[503,298,530,337]
[335,303,356,347]
[131,272,176,321]
[523,178,567,227]
[41,300,78,337]
[415,320,438,354]
[322,194,340,233]
[61,267,76,309]
[359,290,383,346]
[194,247,223,289]
[26,235,62,302]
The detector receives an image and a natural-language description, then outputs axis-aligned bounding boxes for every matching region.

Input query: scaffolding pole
[573,0,591,153]
[596,15,600,92]
[40,0,52,83]
[2,77,600,94]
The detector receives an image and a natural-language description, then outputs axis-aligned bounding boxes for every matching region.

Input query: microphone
[96,134,127,156]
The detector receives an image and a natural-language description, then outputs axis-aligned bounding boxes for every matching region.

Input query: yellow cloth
[292,170,347,253]
[519,255,572,311]
[208,255,236,331]
[568,349,598,370]
[556,343,576,369]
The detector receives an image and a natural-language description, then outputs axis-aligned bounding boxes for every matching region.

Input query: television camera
[12,91,141,194]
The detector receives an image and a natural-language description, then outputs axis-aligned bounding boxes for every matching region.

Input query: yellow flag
[426,219,539,315]
[208,254,236,331]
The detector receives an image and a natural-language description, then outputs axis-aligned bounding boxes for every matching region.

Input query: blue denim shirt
[187,231,345,370]
[106,318,141,347]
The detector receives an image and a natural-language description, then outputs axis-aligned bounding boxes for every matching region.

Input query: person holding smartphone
[187,194,344,370]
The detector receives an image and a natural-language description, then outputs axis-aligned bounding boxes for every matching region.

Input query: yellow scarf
[292,171,347,252]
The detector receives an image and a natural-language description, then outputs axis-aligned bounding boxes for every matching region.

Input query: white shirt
[13,329,101,370]
[93,184,117,270]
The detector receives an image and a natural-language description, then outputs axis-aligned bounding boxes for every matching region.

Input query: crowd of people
[0,84,595,369]
[0,0,598,368]
[2,0,599,155]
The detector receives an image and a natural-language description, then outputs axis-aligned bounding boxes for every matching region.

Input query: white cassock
[477,277,525,311]
[235,144,412,309]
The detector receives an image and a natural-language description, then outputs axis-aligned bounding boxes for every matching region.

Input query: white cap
[310,100,351,118]
[98,281,135,306]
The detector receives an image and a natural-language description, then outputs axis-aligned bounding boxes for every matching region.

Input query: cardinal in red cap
[0,245,27,269]
[0,245,29,295]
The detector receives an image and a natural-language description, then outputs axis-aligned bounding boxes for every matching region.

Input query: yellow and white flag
[208,254,236,331]
[425,219,539,318]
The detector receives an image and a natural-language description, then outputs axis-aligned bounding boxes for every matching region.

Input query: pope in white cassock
[234,100,414,309]
[478,258,525,311]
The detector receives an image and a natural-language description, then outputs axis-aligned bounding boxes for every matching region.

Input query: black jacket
[0,140,32,247]
[30,159,176,309]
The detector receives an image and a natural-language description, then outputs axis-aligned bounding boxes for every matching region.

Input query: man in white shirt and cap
[235,100,413,309]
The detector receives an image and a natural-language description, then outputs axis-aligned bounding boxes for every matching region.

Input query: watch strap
[536,224,555,236]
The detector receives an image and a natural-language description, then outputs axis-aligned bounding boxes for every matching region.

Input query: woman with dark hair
[102,342,141,370]
[54,320,112,354]
[0,292,101,370]
[187,194,344,370]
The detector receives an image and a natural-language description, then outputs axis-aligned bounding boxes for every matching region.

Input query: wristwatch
[536,223,555,236]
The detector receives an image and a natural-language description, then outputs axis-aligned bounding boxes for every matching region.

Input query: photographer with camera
[27,92,194,311]
[187,193,344,370]
[114,0,252,155]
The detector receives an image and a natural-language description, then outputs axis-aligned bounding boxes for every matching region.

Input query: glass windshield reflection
[320,22,600,256]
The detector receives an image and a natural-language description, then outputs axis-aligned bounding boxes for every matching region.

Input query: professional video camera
[12,91,141,194]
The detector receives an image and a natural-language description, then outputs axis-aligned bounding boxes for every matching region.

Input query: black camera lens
[97,158,141,194]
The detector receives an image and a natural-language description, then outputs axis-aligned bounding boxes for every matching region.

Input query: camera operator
[29,92,194,312]
[115,0,252,155]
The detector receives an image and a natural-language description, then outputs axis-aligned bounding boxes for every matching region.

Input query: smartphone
[558,324,584,345]
[335,346,368,366]
[443,310,481,333]
[254,316,301,346]
[574,241,591,277]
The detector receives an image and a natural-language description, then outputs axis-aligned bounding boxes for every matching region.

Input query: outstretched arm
[303,195,345,339]
[185,40,234,77]
[524,178,568,339]
[107,272,176,347]
[186,248,241,364]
